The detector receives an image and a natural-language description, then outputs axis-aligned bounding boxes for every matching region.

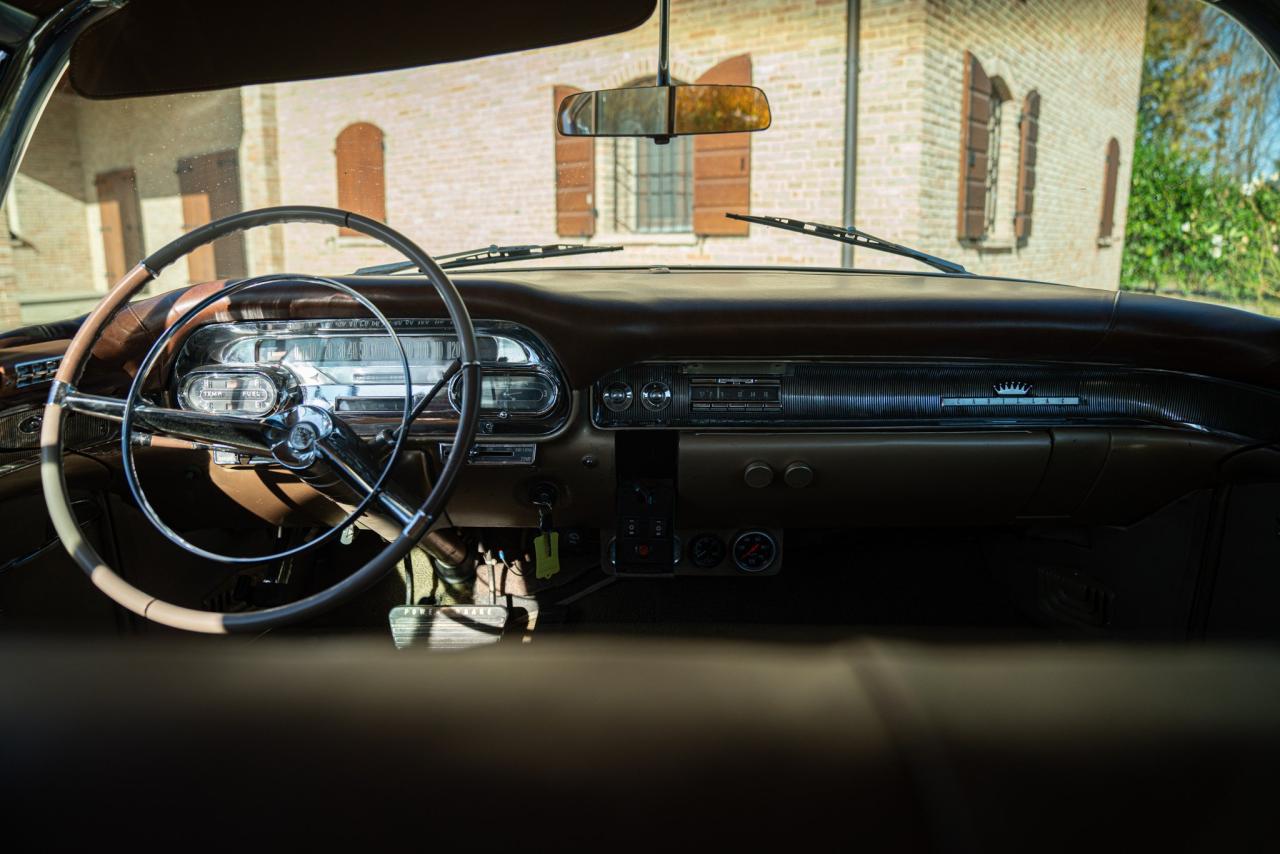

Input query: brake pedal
[388,604,509,650]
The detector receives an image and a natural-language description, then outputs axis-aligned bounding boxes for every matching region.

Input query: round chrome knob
[743,461,774,488]
[640,381,672,411]
[784,462,814,488]
[602,381,634,412]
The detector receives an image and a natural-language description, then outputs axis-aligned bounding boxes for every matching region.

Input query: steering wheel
[39,206,481,634]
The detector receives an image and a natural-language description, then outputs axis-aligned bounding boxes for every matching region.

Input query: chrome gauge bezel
[731,530,778,573]
[176,366,296,417]
[446,367,562,419]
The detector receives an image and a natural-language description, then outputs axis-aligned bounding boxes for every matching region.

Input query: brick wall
[0,224,18,328]
[0,0,1150,327]
[271,0,850,274]
[868,0,1148,287]
[8,92,95,312]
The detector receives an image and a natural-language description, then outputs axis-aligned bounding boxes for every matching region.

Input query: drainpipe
[841,0,860,268]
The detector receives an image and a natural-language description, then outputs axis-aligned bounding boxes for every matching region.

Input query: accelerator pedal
[388,604,510,650]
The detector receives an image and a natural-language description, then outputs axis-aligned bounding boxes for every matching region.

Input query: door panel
[93,168,143,287]
[177,150,247,283]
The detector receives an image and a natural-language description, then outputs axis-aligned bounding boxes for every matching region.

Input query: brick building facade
[1,0,1147,325]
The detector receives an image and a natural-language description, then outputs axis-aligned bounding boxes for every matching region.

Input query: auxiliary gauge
[689,534,726,569]
[731,530,777,573]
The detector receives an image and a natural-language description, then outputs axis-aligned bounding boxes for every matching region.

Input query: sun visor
[66,0,656,99]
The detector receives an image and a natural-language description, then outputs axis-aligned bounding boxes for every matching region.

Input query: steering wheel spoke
[61,389,274,454]
[309,415,419,526]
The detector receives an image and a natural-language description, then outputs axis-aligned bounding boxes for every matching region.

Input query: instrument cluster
[173,318,571,438]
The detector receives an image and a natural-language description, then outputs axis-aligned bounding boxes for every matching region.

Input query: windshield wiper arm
[726,214,969,275]
[353,243,623,276]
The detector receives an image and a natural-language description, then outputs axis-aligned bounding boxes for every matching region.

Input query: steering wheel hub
[271,405,333,468]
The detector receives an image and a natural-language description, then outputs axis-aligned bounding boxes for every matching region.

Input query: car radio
[689,376,782,413]
[593,362,790,428]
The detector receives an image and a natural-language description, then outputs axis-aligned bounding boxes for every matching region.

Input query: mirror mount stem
[656,0,671,87]
[650,0,672,143]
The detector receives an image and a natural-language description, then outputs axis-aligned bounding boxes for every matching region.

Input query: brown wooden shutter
[693,54,752,236]
[554,85,595,237]
[336,122,387,236]
[957,51,992,241]
[94,168,143,287]
[1014,90,1039,242]
[1099,137,1120,240]
[178,150,248,282]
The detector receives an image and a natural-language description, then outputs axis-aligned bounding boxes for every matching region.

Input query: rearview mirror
[557,84,771,139]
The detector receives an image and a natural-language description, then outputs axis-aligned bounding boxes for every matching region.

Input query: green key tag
[534,532,561,579]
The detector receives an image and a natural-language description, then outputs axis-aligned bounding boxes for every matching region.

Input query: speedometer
[731,530,777,573]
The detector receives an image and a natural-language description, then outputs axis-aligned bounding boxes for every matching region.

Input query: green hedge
[1120,139,1280,303]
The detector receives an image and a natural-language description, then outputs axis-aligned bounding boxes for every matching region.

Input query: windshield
[2,0,1277,331]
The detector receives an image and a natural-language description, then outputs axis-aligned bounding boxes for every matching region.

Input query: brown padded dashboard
[6,268,1280,535]
[60,267,1280,395]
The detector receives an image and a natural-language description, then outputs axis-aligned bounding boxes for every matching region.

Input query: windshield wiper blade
[726,214,969,275]
[353,243,623,276]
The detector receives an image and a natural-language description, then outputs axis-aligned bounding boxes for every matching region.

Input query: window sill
[974,240,1015,254]
[592,231,700,247]
[1097,236,1115,248]
[330,235,384,249]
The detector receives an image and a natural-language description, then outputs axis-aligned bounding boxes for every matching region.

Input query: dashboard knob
[602,382,634,412]
[743,461,774,488]
[784,462,814,488]
[640,381,672,411]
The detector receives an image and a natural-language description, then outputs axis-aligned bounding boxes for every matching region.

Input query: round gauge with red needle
[731,530,777,573]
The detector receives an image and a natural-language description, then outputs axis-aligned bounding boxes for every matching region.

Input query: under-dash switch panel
[614,481,675,572]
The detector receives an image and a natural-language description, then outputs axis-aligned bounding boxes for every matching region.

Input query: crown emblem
[994,381,1032,396]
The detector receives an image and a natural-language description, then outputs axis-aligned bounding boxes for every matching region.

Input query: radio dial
[640,381,672,411]
[602,382,634,412]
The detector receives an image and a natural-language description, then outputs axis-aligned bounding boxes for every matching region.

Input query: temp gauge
[731,530,777,573]
[178,370,280,416]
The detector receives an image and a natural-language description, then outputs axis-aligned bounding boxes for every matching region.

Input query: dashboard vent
[14,355,62,388]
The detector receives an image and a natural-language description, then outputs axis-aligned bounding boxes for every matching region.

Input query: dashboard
[9,267,1280,579]
[170,318,1280,446]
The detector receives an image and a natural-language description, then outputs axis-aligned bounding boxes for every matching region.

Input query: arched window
[984,76,1014,237]
[617,131,694,234]
[958,54,1035,244]
[335,122,386,235]
[553,55,753,238]
[608,75,695,234]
